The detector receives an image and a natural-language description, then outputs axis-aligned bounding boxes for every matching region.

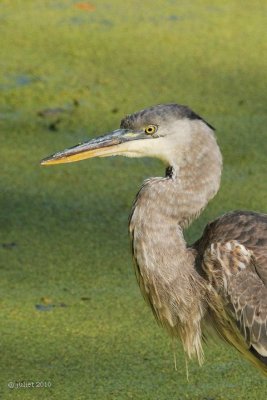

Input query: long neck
[129,127,222,361]
[130,127,222,267]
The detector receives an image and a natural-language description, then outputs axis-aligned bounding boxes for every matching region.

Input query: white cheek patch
[118,120,196,163]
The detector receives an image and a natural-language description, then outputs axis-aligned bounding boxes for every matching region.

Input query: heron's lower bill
[41,142,119,165]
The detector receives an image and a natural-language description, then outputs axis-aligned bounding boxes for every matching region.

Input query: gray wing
[203,241,267,365]
[194,211,267,373]
[228,265,267,362]
[195,211,267,284]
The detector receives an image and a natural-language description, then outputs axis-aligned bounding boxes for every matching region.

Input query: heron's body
[42,103,267,376]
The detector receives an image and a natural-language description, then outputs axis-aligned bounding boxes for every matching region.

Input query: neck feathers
[129,123,222,362]
[131,125,222,230]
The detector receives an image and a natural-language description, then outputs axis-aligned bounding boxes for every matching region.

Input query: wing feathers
[203,240,267,371]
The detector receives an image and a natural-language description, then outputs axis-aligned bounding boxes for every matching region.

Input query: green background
[0,0,266,398]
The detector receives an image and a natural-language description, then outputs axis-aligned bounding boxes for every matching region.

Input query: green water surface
[0,0,266,399]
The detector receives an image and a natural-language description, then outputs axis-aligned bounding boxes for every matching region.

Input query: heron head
[41,104,215,166]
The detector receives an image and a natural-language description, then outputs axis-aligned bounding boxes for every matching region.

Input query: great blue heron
[41,104,267,376]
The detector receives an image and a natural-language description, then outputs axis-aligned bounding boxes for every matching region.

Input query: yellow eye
[144,125,157,135]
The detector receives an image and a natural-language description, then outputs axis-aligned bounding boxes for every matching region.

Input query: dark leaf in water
[48,120,61,131]
[59,303,68,307]
[2,242,17,249]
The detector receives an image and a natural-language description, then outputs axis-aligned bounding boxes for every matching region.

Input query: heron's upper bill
[40,128,150,166]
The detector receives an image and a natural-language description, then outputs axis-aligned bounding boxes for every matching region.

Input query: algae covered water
[0,1,266,398]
